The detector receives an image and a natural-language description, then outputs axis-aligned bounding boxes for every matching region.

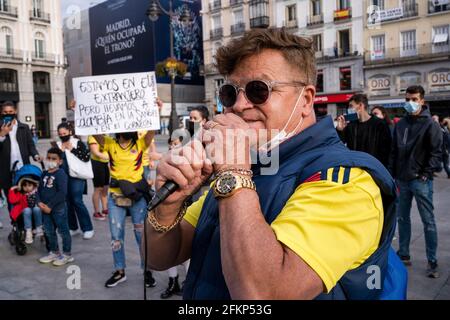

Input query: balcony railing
[30,10,51,23]
[307,14,324,27]
[230,0,244,6]
[334,7,352,22]
[428,0,450,14]
[209,0,221,11]
[283,19,298,29]
[0,5,18,18]
[0,49,24,61]
[364,43,450,65]
[250,16,270,28]
[316,45,360,62]
[0,82,18,93]
[34,85,51,93]
[230,22,246,35]
[33,52,55,63]
[210,27,223,40]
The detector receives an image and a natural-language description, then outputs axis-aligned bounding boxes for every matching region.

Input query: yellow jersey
[102,135,149,194]
[183,167,384,293]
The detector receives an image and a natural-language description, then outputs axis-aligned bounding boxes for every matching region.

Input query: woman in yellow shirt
[88,135,110,221]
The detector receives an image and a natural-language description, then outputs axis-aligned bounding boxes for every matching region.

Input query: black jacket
[389,107,442,181]
[338,115,392,167]
[0,121,39,190]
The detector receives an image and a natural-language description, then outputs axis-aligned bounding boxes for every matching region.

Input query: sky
[61,0,107,17]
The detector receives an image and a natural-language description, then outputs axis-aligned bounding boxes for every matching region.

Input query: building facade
[273,0,365,119]
[364,0,450,117]
[0,0,67,138]
[202,0,274,114]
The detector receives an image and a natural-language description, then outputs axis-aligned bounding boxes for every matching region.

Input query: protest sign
[73,72,160,135]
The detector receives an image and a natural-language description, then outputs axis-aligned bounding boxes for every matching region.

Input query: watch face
[216,174,237,195]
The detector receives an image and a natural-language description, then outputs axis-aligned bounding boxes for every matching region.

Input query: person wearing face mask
[55,122,94,240]
[0,101,41,212]
[389,85,442,278]
[143,29,406,300]
[188,106,210,138]
[336,94,392,168]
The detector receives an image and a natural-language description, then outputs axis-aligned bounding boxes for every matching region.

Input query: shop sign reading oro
[429,70,450,92]
[369,75,391,96]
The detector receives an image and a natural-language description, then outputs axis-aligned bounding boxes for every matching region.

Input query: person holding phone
[336,94,392,168]
[0,101,41,209]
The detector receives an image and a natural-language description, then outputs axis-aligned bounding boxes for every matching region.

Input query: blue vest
[183,116,405,300]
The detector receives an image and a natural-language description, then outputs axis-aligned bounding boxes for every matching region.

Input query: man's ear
[302,85,316,117]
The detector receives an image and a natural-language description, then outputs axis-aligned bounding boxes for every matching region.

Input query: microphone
[147,181,179,212]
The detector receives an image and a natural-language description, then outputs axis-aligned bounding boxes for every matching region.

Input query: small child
[8,178,43,244]
[38,147,73,266]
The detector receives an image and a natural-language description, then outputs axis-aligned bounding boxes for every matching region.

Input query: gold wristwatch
[213,172,256,199]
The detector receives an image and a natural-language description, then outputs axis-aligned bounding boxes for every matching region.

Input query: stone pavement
[0,135,449,300]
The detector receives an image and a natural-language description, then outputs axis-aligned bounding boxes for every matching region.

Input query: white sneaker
[35,226,44,237]
[52,254,75,266]
[83,230,95,240]
[39,252,59,264]
[25,229,33,244]
[70,229,82,236]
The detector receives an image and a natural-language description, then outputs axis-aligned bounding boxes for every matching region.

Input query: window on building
[0,68,18,92]
[212,41,222,57]
[0,0,9,12]
[312,34,322,52]
[34,32,45,59]
[371,34,385,60]
[211,14,221,30]
[339,66,351,91]
[402,0,416,13]
[401,30,416,57]
[32,0,43,17]
[286,4,296,22]
[338,0,351,10]
[371,0,384,10]
[233,8,244,24]
[316,69,324,93]
[433,25,450,53]
[339,29,350,56]
[311,0,321,16]
[1,27,13,55]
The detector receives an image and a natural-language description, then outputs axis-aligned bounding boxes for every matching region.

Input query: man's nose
[232,90,254,113]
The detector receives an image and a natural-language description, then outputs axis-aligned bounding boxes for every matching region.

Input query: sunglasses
[218,79,306,108]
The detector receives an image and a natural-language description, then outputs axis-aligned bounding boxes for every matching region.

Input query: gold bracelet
[147,202,189,233]
[216,167,253,177]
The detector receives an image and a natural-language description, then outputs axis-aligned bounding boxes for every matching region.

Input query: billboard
[89,0,203,86]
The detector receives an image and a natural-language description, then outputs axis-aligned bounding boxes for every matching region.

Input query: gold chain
[147,202,189,233]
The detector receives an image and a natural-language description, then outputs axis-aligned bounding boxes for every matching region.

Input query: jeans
[108,196,147,271]
[67,178,93,232]
[23,206,42,230]
[42,206,72,254]
[397,179,438,263]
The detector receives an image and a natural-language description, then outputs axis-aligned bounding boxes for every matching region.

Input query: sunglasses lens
[246,81,270,105]
[219,84,237,108]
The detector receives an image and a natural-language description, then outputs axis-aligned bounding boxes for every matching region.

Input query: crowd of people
[0,98,210,299]
[0,28,448,300]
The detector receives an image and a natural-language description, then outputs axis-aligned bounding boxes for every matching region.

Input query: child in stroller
[7,164,45,255]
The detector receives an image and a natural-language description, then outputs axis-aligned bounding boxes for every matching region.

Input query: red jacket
[8,188,28,222]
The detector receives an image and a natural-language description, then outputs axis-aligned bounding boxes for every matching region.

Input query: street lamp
[146,0,193,135]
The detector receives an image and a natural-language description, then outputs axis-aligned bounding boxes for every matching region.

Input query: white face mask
[44,161,58,170]
[258,87,306,152]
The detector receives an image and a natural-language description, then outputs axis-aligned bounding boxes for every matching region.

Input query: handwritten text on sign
[73,72,160,135]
